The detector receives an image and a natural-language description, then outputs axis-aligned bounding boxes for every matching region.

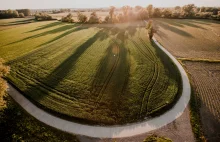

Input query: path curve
[8,37,191,138]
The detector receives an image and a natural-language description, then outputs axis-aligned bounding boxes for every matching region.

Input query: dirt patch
[183,61,220,141]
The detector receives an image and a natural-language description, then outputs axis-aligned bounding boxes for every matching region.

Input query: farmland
[0,19,181,125]
[154,19,220,141]
[154,18,220,60]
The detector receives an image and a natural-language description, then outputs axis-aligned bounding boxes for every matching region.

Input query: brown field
[154,18,220,141]
[183,62,220,141]
[154,18,220,60]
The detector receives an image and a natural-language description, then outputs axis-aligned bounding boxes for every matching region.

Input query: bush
[161,9,172,18]
[137,8,149,20]
[35,13,53,21]
[0,10,19,19]
[104,15,110,23]
[16,9,31,16]
[0,58,10,98]
[19,13,25,18]
[153,8,162,18]
[77,12,87,23]
[88,12,101,24]
[195,12,212,19]
[171,12,181,18]
[61,13,74,23]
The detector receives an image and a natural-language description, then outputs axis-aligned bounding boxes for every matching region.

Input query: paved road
[8,37,191,138]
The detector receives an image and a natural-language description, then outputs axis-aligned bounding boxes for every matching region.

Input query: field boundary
[7,36,191,138]
[178,58,220,63]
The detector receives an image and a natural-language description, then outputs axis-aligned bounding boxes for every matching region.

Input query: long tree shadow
[26,21,64,33]
[38,25,87,47]
[154,20,194,37]
[9,18,35,24]
[158,18,207,29]
[23,29,104,102]
[89,27,132,124]
[5,24,80,46]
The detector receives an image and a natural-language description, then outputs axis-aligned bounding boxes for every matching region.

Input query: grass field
[154,18,220,141]
[0,19,181,125]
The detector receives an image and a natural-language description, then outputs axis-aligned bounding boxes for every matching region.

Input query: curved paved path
[8,37,191,138]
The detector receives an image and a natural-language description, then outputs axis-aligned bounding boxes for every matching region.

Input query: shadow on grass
[154,20,194,37]
[26,21,64,33]
[89,27,131,124]
[9,18,35,24]
[157,19,207,30]
[5,23,80,46]
[23,30,104,101]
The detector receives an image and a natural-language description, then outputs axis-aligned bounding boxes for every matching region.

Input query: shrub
[171,12,181,18]
[61,13,74,23]
[0,10,19,19]
[195,12,212,19]
[0,58,10,99]
[16,9,31,16]
[19,13,25,18]
[88,12,101,24]
[153,8,162,18]
[77,12,87,23]
[137,8,149,20]
[146,20,156,40]
[35,13,53,21]
[182,4,196,18]
[161,9,172,18]
[104,15,110,23]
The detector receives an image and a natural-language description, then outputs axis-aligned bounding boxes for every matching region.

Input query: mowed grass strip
[1,20,181,125]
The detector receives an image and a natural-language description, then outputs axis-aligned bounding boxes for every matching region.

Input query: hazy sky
[0,0,220,9]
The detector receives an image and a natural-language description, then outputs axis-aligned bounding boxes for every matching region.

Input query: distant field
[0,19,181,125]
[154,18,220,60]
[0,18,35,31]
[154,18,220,141]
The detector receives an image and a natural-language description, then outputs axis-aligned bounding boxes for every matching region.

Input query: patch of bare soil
[183,61,220,141]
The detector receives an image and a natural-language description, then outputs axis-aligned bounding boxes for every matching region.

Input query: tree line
[0,9,31,19]
[60,4,220,24]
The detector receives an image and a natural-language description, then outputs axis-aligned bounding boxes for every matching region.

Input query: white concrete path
[8,37,191,138]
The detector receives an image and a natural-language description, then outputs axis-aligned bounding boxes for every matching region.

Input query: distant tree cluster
[0,10,25,19]
[88,12,102,24]
[35,13,53,21]
[52,9,71,14]
[61,13,74,23]
[77,12,88,23]
[16,9,31,16]
[148,4,220,20]
[100,4,220,23]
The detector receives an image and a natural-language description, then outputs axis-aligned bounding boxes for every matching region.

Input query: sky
[0,0,220,9]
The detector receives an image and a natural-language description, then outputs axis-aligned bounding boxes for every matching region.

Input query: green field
[0,19,181,125]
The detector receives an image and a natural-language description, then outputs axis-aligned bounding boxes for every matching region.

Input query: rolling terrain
[0,19,181,125]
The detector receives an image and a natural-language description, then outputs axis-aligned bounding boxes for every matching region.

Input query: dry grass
[154,18,220,60]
